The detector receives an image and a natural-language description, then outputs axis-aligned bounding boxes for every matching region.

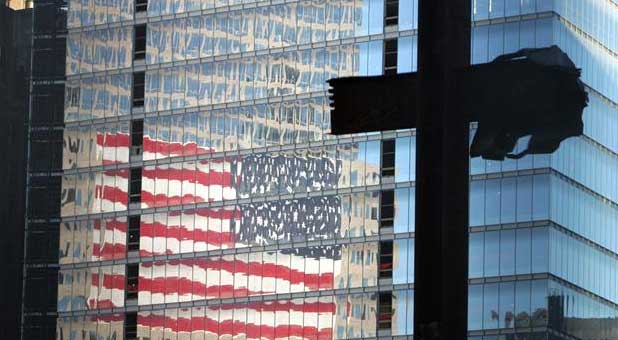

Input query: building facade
[0,3,31,340]
[20,0,618,339]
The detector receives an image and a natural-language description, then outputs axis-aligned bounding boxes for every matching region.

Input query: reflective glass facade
[23,0,617,339]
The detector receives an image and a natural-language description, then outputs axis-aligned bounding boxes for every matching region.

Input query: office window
[125,312,137,339]
[129,167,142,203]
[132,71,145,107]
[378,292,393,330]
[131,119,144,156]
[383,40,398,76]
[135,0,147,12]
[126,264,139,300]
[382,139,396,177]
[127,216,140,252]
[134,24,147,60]
[380,190,394,228]
[379,241,393,279]
[385,0,399,26]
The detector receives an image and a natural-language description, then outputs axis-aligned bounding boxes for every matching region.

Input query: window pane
[484,231,499,277]
[468,285,483,330]
[499,281,515,328]
[469,232,484,278]
[483,283,499,329]
[515,228,531,274]
[393,239,409,284]
[500,229,515,276]
[531,228,548,273]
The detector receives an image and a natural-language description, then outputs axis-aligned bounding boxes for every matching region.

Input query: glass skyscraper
[20,0,618,339]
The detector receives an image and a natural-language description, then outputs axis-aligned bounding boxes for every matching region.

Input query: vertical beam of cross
[414,1,471,339]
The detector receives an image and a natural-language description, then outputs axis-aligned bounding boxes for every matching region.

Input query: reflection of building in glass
[21,0,618,339]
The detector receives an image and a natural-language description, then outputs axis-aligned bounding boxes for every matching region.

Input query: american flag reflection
[60,132,366,339]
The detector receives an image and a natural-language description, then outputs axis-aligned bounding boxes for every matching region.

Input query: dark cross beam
[414,1,471,338]
[327,2,587,339]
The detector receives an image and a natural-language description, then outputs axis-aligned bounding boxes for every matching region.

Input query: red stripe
[87,299,119,309]
[91,273,125,290]
[93,219,125,231]
[194,207,242,219]
[143,137,214,156]
[95,185,129,205]
[138,277,263,298]
[139,222,235,248]
[141,167,235,187]
[89,314,124,322]
[137,313,334,338]
[220,301,336,313]
[139,249,174,257]
[139,258,333,291]
[144,207,242,219]
[164,193,207,207]
[104,219,128,232]
[92,242,126,260]
[102,159,124,165]
[96,133,130,148]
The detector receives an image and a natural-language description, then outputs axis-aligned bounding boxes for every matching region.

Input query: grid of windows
[50,0,618,339]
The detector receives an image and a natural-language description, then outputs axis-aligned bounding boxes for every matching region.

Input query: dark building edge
[20,0,65,338]
[0,3,32,340]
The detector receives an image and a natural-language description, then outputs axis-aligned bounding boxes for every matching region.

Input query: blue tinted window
[392,290,408,335]
[474,0,489,20]
[535,18,553,47]
[501,177,516,223]
[505,0,520,16]
[504,22,520,53]
[489,0,505,18]
[367,40,383,76]
[470,180,485,226]
[472,26,489,64]
[397,37,414,74]
[368,0,384,35]
[395,137,411,182]
[516,228,531,274]
[521,0,535,14]
[488,24,504,60]
[484,231,500,276]
[393,239,409,284]
[499,282,515,328]
[484,283,500,329]
[515,280,531,328]
[358,42,369,76]
[469,285,484,330]
[485,179,501,225]
[470,232,484,278]
[532,175,549,220]
[399,0,415,30]
[406,290,415,334]
[520,21,535,48]
[408,187,415,232]
[500,230,516,276]
[394,188,410,233]
[537,0,552,11]
[531,228,548,273]
[516,176,532,222]
[355,0,370,36]
[531,280,548,326]
[409,136,416,181]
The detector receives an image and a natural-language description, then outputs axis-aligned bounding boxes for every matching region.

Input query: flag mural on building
[58,126,390,338]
